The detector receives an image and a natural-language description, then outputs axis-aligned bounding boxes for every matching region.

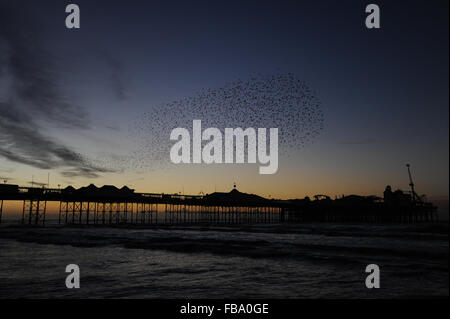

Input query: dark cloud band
[0,3,111,178]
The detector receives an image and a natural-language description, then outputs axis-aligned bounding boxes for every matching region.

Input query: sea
[0,221,448,298]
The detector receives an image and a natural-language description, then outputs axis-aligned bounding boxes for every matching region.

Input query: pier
[0,185,283,226]
[0,183,437,226]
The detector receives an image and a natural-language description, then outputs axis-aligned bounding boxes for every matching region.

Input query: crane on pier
[406,164,422,203]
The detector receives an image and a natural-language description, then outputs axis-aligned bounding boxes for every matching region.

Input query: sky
[0,0,448,201]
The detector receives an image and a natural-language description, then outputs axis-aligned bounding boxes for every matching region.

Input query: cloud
[0,3,112,178]
[0,103,114,178]
[0,4,87,128]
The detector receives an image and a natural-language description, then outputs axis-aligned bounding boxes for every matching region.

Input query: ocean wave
[0,224,447,267]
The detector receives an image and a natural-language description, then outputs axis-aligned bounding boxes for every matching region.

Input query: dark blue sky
[0,0,448,198]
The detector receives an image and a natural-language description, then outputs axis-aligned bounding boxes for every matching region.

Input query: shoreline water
[0,222,448,298]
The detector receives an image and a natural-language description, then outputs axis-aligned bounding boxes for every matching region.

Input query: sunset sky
[0,0,448,201]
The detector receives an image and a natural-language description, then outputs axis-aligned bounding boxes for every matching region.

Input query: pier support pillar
[0,200,3,224]
[22,200,47,226]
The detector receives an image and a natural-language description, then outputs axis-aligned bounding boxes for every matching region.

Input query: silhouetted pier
[0,183,437,226]
[0,184,283,226]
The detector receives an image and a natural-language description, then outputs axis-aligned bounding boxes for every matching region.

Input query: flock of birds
[105,73,324,172]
